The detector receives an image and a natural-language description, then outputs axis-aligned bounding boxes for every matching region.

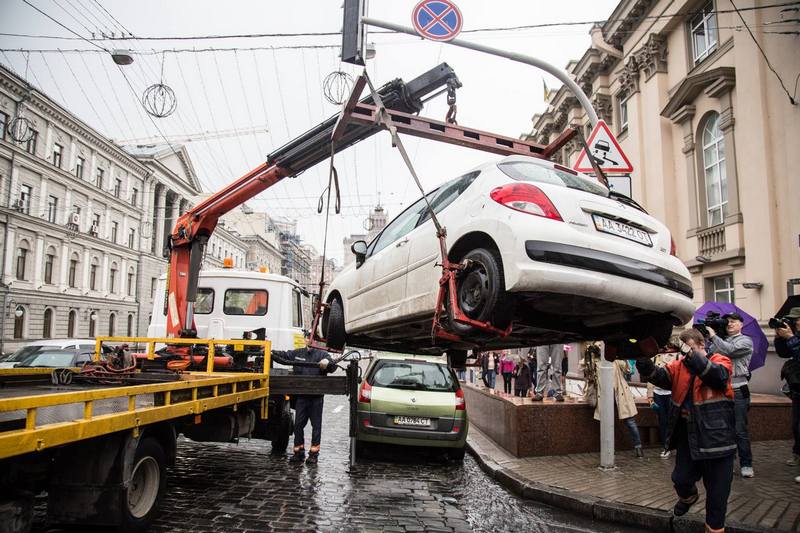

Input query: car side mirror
[351,240,368,267]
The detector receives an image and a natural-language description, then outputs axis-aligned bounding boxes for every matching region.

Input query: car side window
[370,196,430,256]
[417,171,480,226]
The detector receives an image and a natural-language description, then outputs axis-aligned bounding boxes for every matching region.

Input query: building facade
[527,0,799,392]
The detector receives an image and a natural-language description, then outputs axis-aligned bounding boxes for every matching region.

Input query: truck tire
[447,248,511,335]
[325,298,346,351]
[271,402,294,455]
[121,438,167,533]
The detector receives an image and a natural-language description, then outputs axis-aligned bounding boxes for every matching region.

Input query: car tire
[447,447,466,462]
[120,437,167,533]
[447,350,468,369]
[447,248,511,335]
[324,298,346,351]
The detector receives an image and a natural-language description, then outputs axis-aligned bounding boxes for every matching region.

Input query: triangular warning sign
[573,120,633,174]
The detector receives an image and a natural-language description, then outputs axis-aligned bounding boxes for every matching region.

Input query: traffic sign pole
[360,16,600,127]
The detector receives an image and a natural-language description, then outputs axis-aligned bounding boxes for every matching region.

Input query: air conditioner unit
[69,213,80,226]
[90,224,99,236]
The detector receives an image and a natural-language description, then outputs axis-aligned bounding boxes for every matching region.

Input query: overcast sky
[0,0,618,265]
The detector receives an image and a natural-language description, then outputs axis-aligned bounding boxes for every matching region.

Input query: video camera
[693,311,729,339]
[769,316,797,333]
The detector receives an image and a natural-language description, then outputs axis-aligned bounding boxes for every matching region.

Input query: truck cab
[148,269,310,351]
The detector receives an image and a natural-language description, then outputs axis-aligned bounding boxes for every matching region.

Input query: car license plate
[592,214,652,246]
[393,416,431,427]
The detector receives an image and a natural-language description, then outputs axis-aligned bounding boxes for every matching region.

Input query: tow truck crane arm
[165,64,463,338]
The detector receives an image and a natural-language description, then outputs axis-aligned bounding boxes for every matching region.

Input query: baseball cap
[722,312,743,321]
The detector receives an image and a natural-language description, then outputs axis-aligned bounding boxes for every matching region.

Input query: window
[499,161,609,196]
[292,289,303,328]
[619,96,629,133]
[47,195,58,223]
[702,113,728,226]
[150,277,157,299]
[44,252,55,284]
[690,1,718,64]
[131,187,138,206]
[92,213,101,232]
[52,143,63,167]
[25,130,37,154]
[0,111,7,140]
[110,267,117,293]
[67,310,77,337]
[13,306,25,339]
[15,246,27,280]
[68,256,78,288]
[90,263,98,290]
[127,268,135,296]
[223,289,268,315]
[371,197,431,256]
[75,156,85,178]
[114,178,122,198]
[111,221,118,243]
[19,184,32,214]
[710,274,734,303]
[128,228,135,248]
[108,313,116,336]
[43,308,53,338]
[418,171,481,226]
[195,288,214,314]
[127,314,134,336]
[96,168,104,189]
[368,359,457,392]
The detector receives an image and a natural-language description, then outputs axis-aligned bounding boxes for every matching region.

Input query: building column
[58,242,69,292]
[62,189,72,225]
[121,259,128,298]
[89,151,97,184]
[2,227,16,285]
[155,187,168,257]
[140,178,153,253]
[122,214,129,247]
[101,253,109,293]
[82,250,91,293]
[68,140,77,175]
[104,206,112,241]
[43,123,54,162]
[37,177,48,219]
[33,233,44,287]
[107,162,116,195]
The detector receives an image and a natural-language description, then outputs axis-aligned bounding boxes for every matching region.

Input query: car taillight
[490,183,562,221]
[359,381,372,403]
[455,387,465,411]
[670,236,677,257]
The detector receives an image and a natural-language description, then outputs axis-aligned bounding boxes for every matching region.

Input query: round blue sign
[412,0,463,42]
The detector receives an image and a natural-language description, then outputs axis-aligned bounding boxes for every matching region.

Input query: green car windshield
[370,360,457,392]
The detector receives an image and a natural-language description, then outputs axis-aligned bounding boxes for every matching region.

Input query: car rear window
[498,161,608,197]
[369,359,457,392]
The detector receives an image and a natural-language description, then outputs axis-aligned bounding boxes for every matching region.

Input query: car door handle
[395,238,409,248]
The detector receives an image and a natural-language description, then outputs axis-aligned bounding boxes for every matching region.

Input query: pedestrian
[534,344,564,402]
[585,346,644,458]
[706,312,755,478]
[647,350,677,458]
[636,328,735,533]
[561,346,569,394]
[481,351,499,390]
[774,308,800,479]
[528,348,538,391]
[500,352,515,394]
[272,344,337,465]
[514,355,533,397]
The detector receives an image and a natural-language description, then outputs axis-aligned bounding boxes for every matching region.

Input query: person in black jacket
[272,345,337,465]
[775,308,800,470]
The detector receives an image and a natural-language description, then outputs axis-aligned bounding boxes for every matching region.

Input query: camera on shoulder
[693,311,729,339]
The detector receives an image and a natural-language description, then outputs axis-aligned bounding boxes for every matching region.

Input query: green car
[356,353,468,461]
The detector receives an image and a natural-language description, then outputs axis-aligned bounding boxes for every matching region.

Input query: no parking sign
[412,0,463,42]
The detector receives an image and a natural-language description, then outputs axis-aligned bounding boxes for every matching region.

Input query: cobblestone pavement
[141,394,639,533]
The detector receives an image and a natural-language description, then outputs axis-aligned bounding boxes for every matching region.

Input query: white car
[322,155,695,363]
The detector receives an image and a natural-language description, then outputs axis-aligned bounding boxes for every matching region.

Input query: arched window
[43,246,57,285]
[89,257,100,291]
[702,112,728,226]
[43,308,53,338]
[108,312,116,336]
[109,262,118,293]
[127,314,134,336]
[13,306,25,339]
[15,239,30,280]
[68,252,80,288]
[67,309,77,337]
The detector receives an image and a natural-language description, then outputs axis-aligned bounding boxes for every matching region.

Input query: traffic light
[341,0,367,66]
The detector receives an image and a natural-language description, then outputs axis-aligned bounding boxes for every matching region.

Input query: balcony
[698,225,726,257]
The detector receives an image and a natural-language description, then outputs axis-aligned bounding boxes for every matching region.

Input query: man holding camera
[774,308,800,472]
[706,312,755,478]
[636,329,735,533]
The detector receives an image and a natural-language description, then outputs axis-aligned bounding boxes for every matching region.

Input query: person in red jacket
[636,328,735,533]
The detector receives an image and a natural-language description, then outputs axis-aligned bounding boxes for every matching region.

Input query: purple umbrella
[694,302,768,371]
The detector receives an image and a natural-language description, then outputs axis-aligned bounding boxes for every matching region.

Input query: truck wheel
[324,298,347,350]
[447,248,511,335]
[121,438,166,533]
[271,402,294,455]
[447,350,468,369]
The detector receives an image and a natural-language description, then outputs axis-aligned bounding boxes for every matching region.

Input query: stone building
[222,209,284,275]
[526,0,799,392]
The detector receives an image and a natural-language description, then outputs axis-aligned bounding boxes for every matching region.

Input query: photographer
[774,308,800,470]
[706,312,755,478]
[636,329,734,533]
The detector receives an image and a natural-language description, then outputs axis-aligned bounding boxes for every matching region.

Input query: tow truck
[0,63,582,533]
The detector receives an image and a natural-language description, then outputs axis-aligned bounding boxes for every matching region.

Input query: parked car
[355,353,467,461]
[323,155,695,362]
[0,339,105,369]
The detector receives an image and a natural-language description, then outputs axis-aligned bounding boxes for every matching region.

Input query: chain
[445,78,458,125]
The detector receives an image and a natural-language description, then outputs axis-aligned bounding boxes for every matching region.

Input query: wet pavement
[32,394,641,532]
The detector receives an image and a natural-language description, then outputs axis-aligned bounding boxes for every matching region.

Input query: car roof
[372,352,448,365]
[18,339,95,348]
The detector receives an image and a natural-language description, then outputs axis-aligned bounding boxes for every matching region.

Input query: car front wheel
[447,248,511,335]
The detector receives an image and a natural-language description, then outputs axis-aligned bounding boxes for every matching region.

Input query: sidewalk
[467,424,800,533]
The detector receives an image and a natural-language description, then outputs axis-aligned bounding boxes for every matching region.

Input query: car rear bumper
[356,410,468,447]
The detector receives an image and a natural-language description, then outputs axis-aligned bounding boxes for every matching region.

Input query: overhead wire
[19,0,107,51]
[50,0,95,37]
[89,0,135,37]
[57,49,112,134]
[74,49,130,138]
[210,49,251,167]
[35,51,69,105]
[72,0,116,37]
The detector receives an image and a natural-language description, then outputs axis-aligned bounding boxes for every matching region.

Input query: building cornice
[602,0,657,49]
[661,67,736,120]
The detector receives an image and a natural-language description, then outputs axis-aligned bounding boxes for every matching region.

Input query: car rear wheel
[324,298,346,351]
[447,248,511,335]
